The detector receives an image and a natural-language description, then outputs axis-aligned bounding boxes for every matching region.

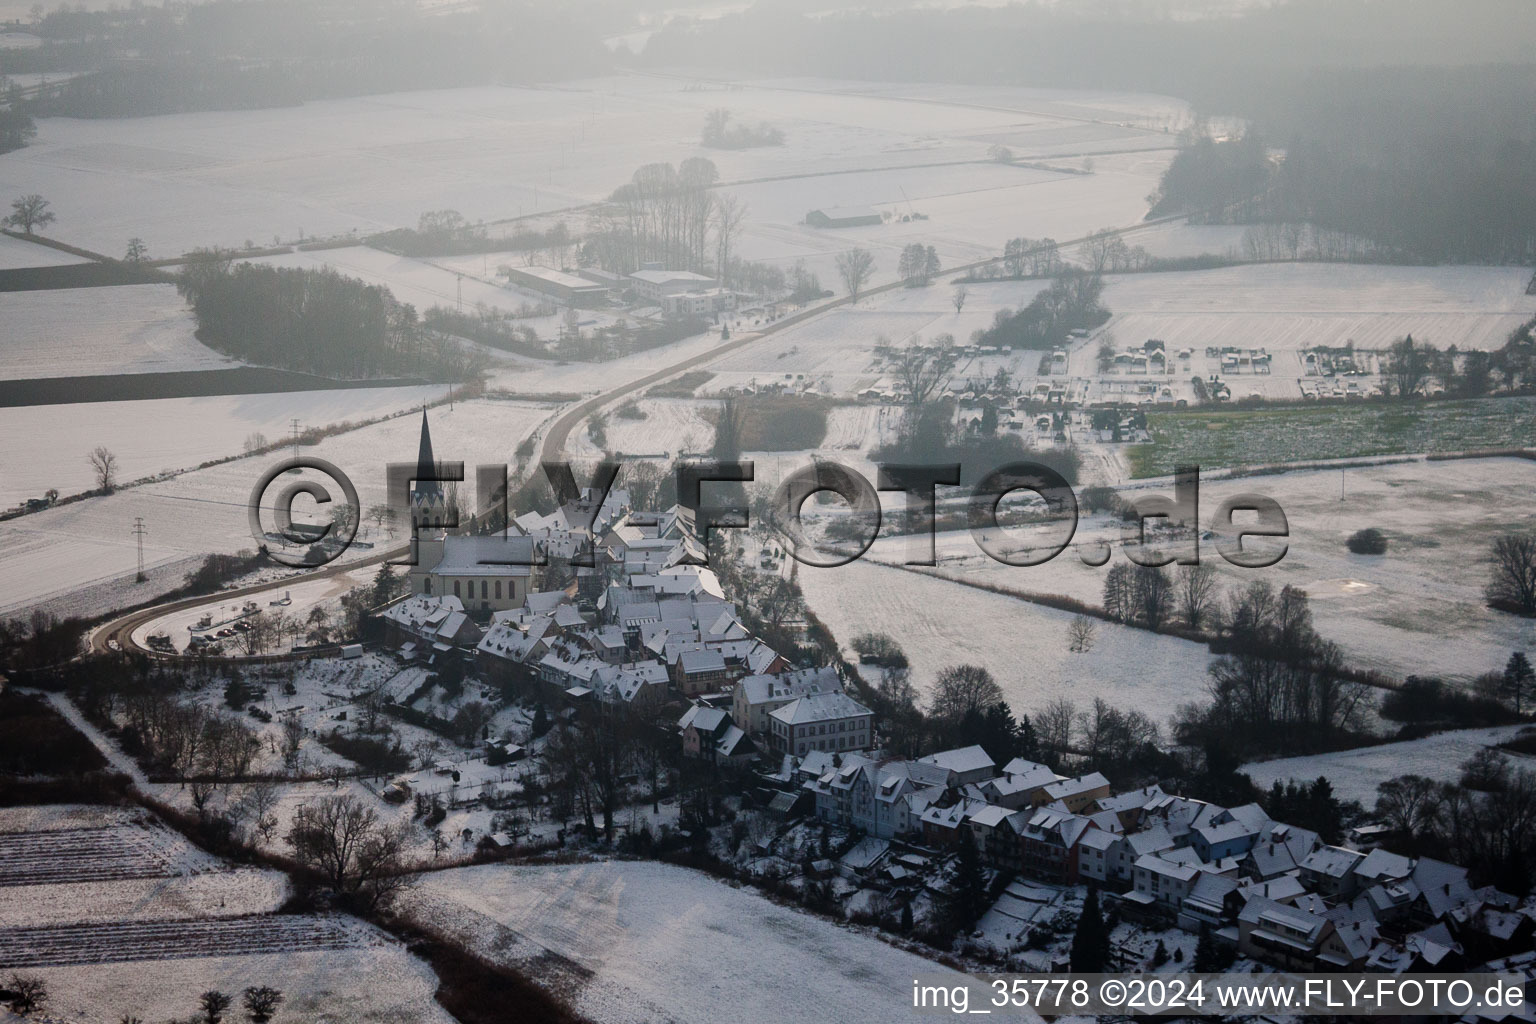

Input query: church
[405,409,535,617]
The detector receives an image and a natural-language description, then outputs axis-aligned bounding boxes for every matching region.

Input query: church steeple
[415,407,441,501]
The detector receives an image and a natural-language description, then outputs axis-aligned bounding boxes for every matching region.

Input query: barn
[805,206,883,228]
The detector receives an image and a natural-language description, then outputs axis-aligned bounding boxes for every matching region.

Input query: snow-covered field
[0,397,555,614]
[0,283,233,379]
[408,859,980,1024]
[0,803,451,1024]
[0,232,90,269]
[835,456,1536,687]
[1089,263,1536,395]
[23,942,456,1024]
[0,75,1178,258]
[572,396,716,458]
[798,557,1215,726]
[1241,725,1535,806]
[0,383,441,506]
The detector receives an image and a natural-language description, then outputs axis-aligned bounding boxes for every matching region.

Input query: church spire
[415,406,442,500]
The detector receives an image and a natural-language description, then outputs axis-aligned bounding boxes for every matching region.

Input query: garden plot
[0,397,553,615]
[0,871,289,930]
[408,860,983,1024]
[0,822,211,887]
[4,926,452,1024]
[1129,397,1536,479]
[1240,724,1534,806]
[797,557,1214,725]
[0,284,233,380]
[0,914,372,969]
[0,231,90,269]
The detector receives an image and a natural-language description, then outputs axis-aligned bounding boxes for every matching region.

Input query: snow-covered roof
[917,745,995,777]
[769,691,873,726]
[428,535,536,577]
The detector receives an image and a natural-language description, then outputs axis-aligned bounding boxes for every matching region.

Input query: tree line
[177,253,487,382]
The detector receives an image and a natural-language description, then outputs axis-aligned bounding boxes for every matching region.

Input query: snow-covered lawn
[0,283,233,380]
[408,859,982,1024]
[1240,724,1535,806]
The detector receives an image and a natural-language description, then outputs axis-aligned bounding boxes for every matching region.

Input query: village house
[678,705,756,765]
[732,666,842,736]
[768,691,874,757]
[379,594,482,657]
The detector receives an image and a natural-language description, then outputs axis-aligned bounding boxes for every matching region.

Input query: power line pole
[289,418,302,473]
[132,517,147,582]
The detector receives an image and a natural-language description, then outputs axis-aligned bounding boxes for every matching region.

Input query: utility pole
[289,418,301,473]
[132,517,147,582]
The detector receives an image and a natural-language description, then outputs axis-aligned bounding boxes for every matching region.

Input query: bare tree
[88,446,118,492]
[241,987,283,1024]
[1373,774,1443,839]
[243,781,281,842]
[1385,334,1434,399]
[835,247,875,304]
[1081,227,1126,275]
[1035,696,1076,758]
[890,338,954,408]
[712,192,747,288]
[951,284,967,313]
[927,664,1003,723]
[6,974,48,1015]
[1177,563,1219,630]
[285,793,414,910]
[280,716,304,772]
[5,193,53,234]
[1487,533,1536,615]
[198,990,231,1024]
[1067,614,1097,653]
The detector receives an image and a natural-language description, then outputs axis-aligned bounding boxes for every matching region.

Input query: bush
[1381,675,1521,730]
[1346,527,1389,554]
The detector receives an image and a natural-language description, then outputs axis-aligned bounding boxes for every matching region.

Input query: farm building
[502,265,611,307]
[805,206,883,228]
[629,269,718,302]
